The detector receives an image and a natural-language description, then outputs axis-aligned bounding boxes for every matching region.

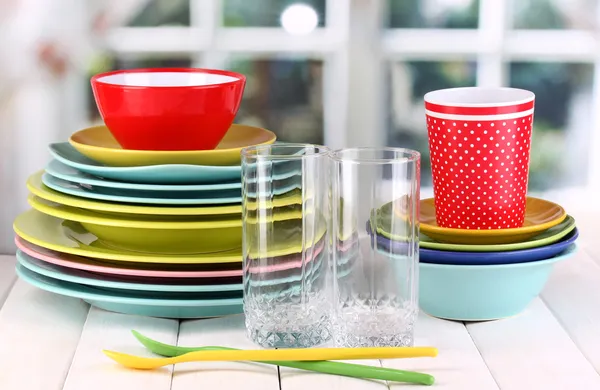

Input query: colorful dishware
[132,330,435,385]
[417,244,577,321]
[371,221,579,265]
[15,236,243,279]
[42,173,242,205]
[27,195,242,254]
[16,233,325,282]
[16,251,243,293]
[424,87,535,229]
[45,160,241,191]
[376,197,566,245]
[14,209,243,264]
[69,124,276,166]
[13,209,323,264]
[419,215,576,252]
[419,228,578,265]
[27,171,242,216]
[49,143,243,184]
[416,197,566,244]
[91,68,246,151]
[16,264,244,319]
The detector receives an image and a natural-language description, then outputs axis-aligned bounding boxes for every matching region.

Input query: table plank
[171,314,280,390]
[0,280,89,390]
[466,298,600,389]
[279,341,387,390]
[541,245,600,374]
[384,313,498,389]
[62,306,179,390]
[0,255,16,309]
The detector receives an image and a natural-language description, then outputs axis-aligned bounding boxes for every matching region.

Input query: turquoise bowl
[419,244,577,321]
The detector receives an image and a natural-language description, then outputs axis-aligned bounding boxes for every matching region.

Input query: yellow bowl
[69,124,276,167]
[378,197,566,245]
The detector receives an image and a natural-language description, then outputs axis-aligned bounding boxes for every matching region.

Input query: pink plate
[15,236,242,279]
[15,235,328,278]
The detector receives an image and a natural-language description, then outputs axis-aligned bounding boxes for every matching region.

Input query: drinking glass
[329,147,420,347]
[241,143,331,348]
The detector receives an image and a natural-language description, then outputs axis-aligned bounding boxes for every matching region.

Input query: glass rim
[329,147,421,164]
[241,143,330,160]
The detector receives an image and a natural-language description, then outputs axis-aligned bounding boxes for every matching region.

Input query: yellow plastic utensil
[103,346,438,370]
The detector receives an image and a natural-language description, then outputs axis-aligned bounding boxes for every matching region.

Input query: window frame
[96,0,600,190]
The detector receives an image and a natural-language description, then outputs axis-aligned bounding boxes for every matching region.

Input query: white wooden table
[1,206,600,390]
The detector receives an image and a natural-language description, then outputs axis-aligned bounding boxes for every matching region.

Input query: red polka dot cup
[424,87,535,230]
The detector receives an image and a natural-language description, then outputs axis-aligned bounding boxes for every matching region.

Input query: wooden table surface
[1,206,600,390]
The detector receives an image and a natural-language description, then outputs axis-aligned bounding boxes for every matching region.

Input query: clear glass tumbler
[241,143,331,348]
[329,147,420,347]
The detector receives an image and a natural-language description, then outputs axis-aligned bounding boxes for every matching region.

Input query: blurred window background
[1,0,599,252]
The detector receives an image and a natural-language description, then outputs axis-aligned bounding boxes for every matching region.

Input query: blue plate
[16,263,243,319]
[367,221,579,265]
[419,229,579,265]
[46,160,241,191]
[16,250,243,294]
[42,173,242,205]
[49,143,242,185]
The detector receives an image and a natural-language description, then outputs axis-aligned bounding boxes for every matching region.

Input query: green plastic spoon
[131,330,435,386]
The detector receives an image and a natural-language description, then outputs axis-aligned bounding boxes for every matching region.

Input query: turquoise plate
[46,160,241,191]
[16,250,243,294]
[42,173,242,205]
[49,143,242,185]
[16,264,244,319]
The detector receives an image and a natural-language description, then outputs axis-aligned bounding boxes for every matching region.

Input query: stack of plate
[369,197,578,321]
[13,123,280,318]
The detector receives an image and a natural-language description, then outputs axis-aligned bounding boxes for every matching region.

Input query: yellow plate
[28,195,242,255]
[27,171,241,216]
[418,197,567,244]
[13,208,325,264]
[69,124,277,167]
[14,209,242,263]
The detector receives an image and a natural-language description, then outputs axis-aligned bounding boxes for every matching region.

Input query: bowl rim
[418,227,579,257]
[90,67,246,90]
[419,242,578,270]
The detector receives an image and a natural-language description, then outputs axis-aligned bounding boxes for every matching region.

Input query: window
[225,57,324,144]
[387,0,479,29]
[512,0,597,30]
[223,0,326,27]
[82,0,600,192]
[388,60,477,187]
[383,0,599,191]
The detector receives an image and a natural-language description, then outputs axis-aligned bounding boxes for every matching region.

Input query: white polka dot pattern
[426,114,533,230]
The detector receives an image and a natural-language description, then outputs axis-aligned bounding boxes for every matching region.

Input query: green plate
[419,215,576,252]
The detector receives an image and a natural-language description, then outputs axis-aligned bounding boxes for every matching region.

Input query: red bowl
[90,68,246,151]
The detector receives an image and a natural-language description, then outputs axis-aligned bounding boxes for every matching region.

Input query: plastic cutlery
[103,344,438,370]
[130,330,435,385]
